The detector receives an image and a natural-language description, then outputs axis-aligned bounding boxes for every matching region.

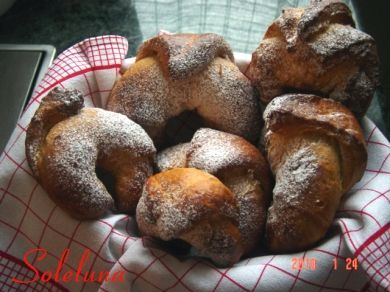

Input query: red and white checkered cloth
[0,36,389,292]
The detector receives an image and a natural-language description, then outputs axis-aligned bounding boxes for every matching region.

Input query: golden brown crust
[263,94,367,252]
[25,88,156,219]
[137,33,234,79]
[247,0,379,117]
[107,33,261,146]
[266,135,343,252]
[264,94,367,191]
[25,87,84,179]
[156,128,272,254]
[136,168,244,267]
[157,143,189,170]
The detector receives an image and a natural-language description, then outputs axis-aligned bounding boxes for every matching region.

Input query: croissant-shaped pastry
[263,94,367,252]
[157,128,272,254]
[247,0,380,117]
[25,87,156,219]
[136,168,244,267]
[107,33,261,146]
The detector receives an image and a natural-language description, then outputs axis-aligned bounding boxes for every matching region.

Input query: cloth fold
[0,36,389,292]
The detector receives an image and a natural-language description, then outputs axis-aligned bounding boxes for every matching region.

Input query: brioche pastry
[157,128,272,254]
[263,94,367,252]
[25,87,156,219]
[136,168,245,267]
[247,0,380,117]
[107,33,261,146]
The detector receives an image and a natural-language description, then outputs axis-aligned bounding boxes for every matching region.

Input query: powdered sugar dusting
[137,191,205,241]
[137,170,239,240]
[107,34,261,145]
[221,171,267,253]
[187,128,248,174]
[183,220,243,267]
[191,57,261,143]
[42,107,156,218]
[136,168,243,266]
[272,146,318,206]
[137,33,235,80]
[266,146,319,247]
[107,57,176,142]
[247,0,379,117]
[156,128,270,253]
[157,143,189,171]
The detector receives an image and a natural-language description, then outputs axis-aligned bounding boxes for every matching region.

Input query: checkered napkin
[0,36,389,292]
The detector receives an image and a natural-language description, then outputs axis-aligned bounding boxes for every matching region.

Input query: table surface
[0,0,388,138]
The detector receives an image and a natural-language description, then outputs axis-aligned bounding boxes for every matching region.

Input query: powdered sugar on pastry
[157,143,189,171]
[156,128,272,254]
[136,168,244,267]
[107,33,261,146]
[26,88,156,219]
[272,146,318,206]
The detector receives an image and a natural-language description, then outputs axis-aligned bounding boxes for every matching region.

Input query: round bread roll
[107,33,261,146]
[25,87,156,219]
[246,0,380,117]
[157,128,272,254]
[136,168,245,267]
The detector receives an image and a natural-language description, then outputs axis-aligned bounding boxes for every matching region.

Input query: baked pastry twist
[157,128,272,254]
[247,0,380,117]
[136,168,244,267]
[107,33,261,146]
[263,94,367,252]
[26,87,156,219]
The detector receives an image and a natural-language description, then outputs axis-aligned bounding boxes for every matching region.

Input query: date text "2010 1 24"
[291,257,359,271]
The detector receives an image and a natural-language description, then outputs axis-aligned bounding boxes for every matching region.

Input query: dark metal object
[0,44,55,152]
